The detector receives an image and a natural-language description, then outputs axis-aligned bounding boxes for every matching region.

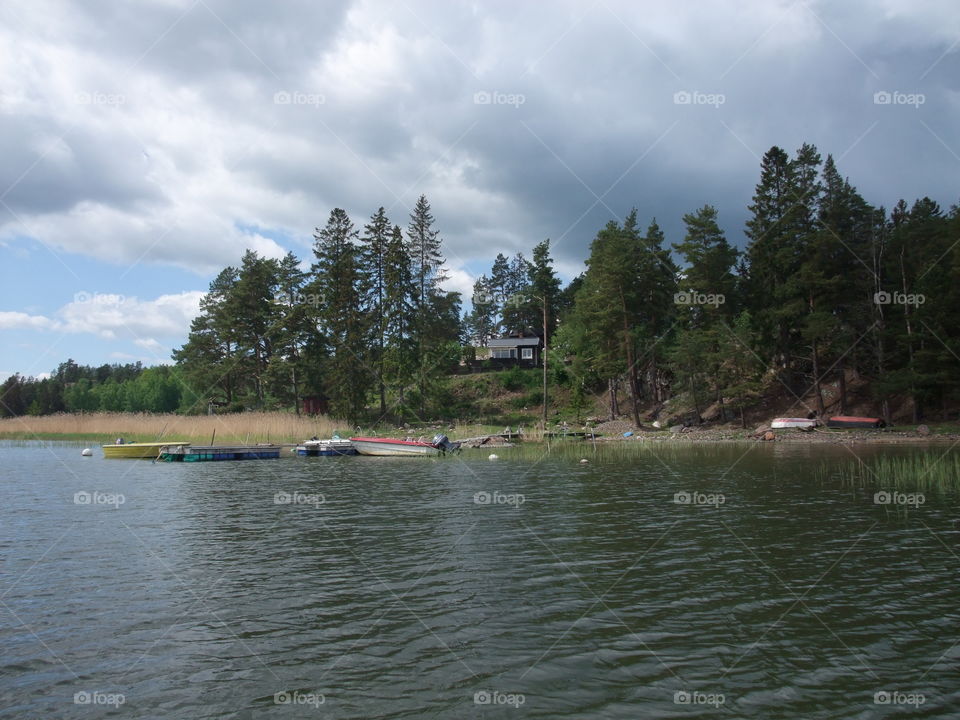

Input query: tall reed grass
[0,412,350,444]
[459,437,744,462]
[818,451,960,491]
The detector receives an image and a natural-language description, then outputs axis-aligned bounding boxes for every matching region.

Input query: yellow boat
[102,442,191,459]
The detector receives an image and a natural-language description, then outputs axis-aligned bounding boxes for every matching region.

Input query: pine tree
[501,252,532,333]
[383,224,417,415]
[406,194,449,414]
[173,266,242,408]
[488,253,511,333]
[526,239,562,344]
[464,275,497,346]
[360,207,392,416]
[310,208,369,420]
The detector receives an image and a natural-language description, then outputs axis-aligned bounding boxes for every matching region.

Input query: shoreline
[2,428,957,446]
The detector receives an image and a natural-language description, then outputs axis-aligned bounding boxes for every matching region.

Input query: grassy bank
[0,412,537,445]
[0,412,348,445]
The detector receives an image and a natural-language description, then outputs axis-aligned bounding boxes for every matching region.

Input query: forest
[2,144,958,426]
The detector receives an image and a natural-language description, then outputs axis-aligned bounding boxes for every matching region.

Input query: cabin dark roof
[486,337,541,347]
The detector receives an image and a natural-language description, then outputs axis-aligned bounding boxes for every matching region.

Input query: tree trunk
[838,364,847,415]
[619,289,641,427]
[689,376,701,421]
[292,366,300,417]
[899,246,919,423]
[608,378,619,419]
[811,344,825,416]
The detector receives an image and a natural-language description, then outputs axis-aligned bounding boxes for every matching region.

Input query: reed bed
[818,450,960,492]
[0,412,350,444]
[460,437,744,463]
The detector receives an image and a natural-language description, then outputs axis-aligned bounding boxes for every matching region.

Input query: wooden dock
[158,444,282,462]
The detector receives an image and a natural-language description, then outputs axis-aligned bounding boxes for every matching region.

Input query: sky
[1,0,958,381]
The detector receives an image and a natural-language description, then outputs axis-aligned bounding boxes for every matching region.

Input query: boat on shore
[296,438,357,456]
[827,416,886,429]
[103,441,191,459]
[158,444,281,462]
[349,434,461,457]
[770,418,818,430]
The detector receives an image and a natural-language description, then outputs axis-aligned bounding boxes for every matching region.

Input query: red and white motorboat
[349,434,461,457]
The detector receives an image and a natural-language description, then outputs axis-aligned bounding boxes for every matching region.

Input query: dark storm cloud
[0,0,957,285]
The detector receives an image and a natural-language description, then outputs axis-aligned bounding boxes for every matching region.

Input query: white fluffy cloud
[0,291,204,350]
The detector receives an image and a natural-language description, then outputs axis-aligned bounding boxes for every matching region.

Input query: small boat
[296,438,357,456]
[349,434,461,457]
[103,441,191,459]
[158,444,281,462]
[770,418,817,430]
[827,416,886,429]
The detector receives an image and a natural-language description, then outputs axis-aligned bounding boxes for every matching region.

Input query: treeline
[0,360,192,416]
[172,195,463,420]
[552,143,960,425]
[4,145,958,425]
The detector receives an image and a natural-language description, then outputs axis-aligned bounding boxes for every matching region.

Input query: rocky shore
[579,420,959,444]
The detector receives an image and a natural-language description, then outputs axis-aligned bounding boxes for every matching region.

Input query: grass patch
[0,412,349,444]
[818,450,960,492]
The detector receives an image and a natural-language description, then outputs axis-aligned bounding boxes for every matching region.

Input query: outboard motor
[432,434,461,454]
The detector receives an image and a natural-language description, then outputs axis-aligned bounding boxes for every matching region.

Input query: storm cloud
[1,0,958,287]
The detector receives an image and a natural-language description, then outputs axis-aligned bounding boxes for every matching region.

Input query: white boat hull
[770,418,816,429]
[350,439,441,456]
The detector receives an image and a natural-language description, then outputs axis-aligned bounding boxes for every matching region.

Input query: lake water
[1,440,959,718]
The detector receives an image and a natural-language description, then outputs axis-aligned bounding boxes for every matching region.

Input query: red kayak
[827,416,885,429]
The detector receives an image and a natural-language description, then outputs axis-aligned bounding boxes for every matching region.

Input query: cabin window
[521,348,533,359]
[492,348,517,359]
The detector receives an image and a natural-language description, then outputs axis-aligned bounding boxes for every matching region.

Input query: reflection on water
[1,441,959,718]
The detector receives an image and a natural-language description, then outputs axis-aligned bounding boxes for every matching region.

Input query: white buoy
[81,448,93,456]
[580,458,589,464]
[488,453,499,460]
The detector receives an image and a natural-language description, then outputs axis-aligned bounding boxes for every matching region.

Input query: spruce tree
[310,208,369,420]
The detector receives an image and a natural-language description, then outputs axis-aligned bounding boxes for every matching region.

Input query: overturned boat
[770,417,818,430]
[826,416,886,429]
